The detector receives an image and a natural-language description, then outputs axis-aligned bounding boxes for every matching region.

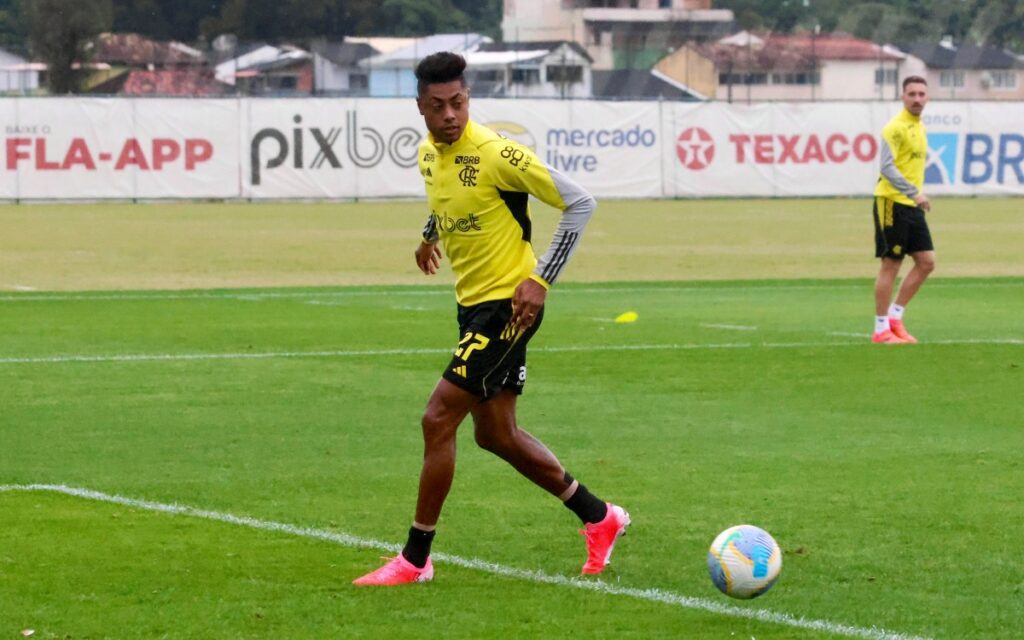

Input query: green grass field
[1,199,1022,639]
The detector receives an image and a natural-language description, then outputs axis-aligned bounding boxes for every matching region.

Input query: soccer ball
[707,524,782,599]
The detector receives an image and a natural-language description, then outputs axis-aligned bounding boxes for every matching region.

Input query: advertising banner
[473,99,663,199]
[0,97,1021,200]
[241,98,423,199]
[0,98,238,199]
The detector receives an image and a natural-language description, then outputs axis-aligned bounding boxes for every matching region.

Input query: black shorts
[441,298,543,399]
[873,197,934,259]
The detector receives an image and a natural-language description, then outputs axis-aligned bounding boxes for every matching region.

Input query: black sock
[564,481,608,524]
[401,526,435,568]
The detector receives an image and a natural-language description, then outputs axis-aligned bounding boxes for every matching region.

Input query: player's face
[902,82,928,116]
[417,80,470,144]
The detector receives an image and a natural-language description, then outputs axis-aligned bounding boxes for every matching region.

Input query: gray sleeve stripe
[879,136,919,198]
[541,231,578,284]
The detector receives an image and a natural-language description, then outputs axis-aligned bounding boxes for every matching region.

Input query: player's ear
[416,95,426,116]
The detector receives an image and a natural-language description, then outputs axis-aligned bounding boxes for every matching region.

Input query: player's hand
[913,193,931,212]
[415,241,442,275]
[511,278,547,333]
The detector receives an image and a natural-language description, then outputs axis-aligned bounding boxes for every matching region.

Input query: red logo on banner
[676,128,715,170]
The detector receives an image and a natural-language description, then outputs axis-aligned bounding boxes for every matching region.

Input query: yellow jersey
[875,108,927,206]
[419,120,596,306]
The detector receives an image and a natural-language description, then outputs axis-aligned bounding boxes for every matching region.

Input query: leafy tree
[24,0,113,93]
[452,0,501,40]
[0,0,27,54]
[202,0,347,42]
[967,0,1024,50]
[113,0,225,43]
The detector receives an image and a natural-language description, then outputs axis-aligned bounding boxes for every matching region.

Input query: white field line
[0,483,933,640]
[700,323,759,331]
[829,332,873,338]
[0,280,1020,303]
[2,338,1023,366]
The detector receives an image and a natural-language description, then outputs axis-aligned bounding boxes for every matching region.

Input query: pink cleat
[580,503,631,575]
[872,329,907,344]
[352,554,434,586]
[888,318,917,343]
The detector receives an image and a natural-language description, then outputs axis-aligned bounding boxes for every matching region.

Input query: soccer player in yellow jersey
[354,52,629,586]
[872,76,936,344]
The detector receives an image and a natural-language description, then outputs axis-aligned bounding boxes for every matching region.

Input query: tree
[0,0,27,54]
[968,0,1024,50]
[24,0,113,94]
[202,0,347,42]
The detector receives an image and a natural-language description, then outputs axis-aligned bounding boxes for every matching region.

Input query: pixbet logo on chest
[432,212,482,232]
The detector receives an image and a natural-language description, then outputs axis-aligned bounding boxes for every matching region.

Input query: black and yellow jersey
[875,108,927,206]
[419,119,596,306]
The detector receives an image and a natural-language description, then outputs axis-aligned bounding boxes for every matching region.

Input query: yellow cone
[614,311,638,324]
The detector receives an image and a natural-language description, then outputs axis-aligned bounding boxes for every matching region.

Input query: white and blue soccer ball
[707,524,782,599]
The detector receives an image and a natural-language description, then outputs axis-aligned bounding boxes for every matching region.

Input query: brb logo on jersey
[676,127,715,170]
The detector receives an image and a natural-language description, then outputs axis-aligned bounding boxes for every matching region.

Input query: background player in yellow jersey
[872,76,936,344]
[354,52,630,586]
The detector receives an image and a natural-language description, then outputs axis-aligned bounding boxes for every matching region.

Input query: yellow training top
[874,108,927,206]
[419,120,595,306]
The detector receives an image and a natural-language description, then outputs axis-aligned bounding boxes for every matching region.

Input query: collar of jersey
[899,108,921,123]
[428,120,477,154]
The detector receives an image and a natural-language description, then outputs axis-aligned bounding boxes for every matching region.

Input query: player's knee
[917,255,936,274]
[474,423,512,454]
[421,408,457,444]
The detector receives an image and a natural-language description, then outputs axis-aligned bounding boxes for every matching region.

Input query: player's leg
[471,389,567,495]
[873,258,905,343]
[472,392,629,575]
[889,209,936,342]
[894,252,934,306]
[872,197,909,343]
[887,250,933,343]
[352,378,476,585]
[416,379,478,527]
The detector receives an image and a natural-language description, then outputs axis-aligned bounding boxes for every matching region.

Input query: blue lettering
[962,133,993,185]
[546,150,599,172]
[997,134,1024,184]
[570,130,584,146]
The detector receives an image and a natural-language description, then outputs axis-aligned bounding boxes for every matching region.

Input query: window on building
[511,68,540,84]
[349,73,368,90]
[939,71,964,88]
[473,70,500,83]
[989,70,1017,89]
[719,72,768,85]
[270,75,297,90]
[874,68,897,85]
[660,0,672,7]
[547,65,584,84]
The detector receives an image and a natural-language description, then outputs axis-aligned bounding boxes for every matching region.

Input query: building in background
[360,33,490,97]
[466,41,593,98]
[502,0,734,70]
[894,39,1024,100]
[0,48,42,93]
[85,32,230,96]
[310,39,378,95]
[668,31,906,102]
[214,44,312,95]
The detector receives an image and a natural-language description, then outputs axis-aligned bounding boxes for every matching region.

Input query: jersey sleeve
[879,124,919,199]
[486,140,597,287]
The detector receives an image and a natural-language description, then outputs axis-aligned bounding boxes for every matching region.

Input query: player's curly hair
[415,52,467,96]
